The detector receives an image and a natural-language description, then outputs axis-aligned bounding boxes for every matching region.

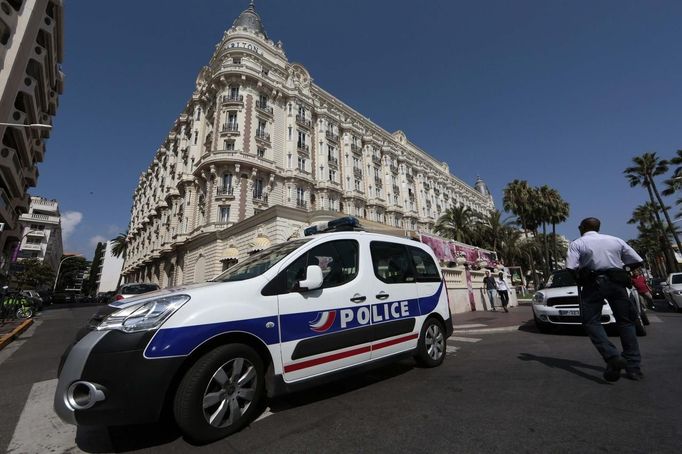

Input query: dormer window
[233,57,241,64]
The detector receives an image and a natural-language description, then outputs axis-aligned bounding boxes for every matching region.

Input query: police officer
[566,217,644,382]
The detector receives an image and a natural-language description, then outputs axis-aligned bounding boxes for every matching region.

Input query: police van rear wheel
[416,318,445,367]
[173,344,265,443]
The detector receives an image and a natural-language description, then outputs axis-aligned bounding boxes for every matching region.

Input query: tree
[475,209,514,253]
[434,206,476,243]
[84,242,106,296]
[503,180,540,287]
[625,152,681,269]
[546,188,569,271]
[111,231,128,259]
[56,256,90,292]
[14,259,55,290]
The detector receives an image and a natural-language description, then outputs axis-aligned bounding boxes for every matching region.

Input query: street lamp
[53,255,83,292]
[0,122,52,130]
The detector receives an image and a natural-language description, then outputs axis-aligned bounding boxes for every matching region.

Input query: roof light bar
[304,216,362,236]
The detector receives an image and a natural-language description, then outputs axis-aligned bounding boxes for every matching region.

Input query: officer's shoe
[603,356,627,382]
[625,370,644,381]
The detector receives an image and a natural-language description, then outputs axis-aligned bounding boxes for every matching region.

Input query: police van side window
[263,240,359,295]
[408,246,441,282]
[370,241,415,284]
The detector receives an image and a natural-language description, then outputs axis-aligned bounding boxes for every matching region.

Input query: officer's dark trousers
[580,277,641,371]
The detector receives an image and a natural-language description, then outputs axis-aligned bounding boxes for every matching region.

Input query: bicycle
[1,293,34,320]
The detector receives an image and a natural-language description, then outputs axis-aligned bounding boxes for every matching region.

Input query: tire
[415,317,446,367]
[173,344,265,443]
[533,314,552,334]
[16,306,32,319]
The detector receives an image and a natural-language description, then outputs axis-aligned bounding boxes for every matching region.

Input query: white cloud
[61,211,83,242]
[89,235,108,248]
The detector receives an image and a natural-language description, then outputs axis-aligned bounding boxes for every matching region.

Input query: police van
[54,217,453,443]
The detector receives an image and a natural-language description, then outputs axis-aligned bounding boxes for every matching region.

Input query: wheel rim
[201,357,257,428]
[425,323,444,360]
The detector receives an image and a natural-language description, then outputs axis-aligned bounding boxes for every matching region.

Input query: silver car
[662,272,682,311]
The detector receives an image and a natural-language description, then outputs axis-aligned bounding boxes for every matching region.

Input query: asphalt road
[1,302,680,453]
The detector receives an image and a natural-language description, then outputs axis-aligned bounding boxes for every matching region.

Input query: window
[297,131,307,148]
[329,169,336,182]
[233,57,241,64]
[259,94,268,107]
[296,187,305,206]
[195,108,201,120]
[257,120,267,135]
[227,112,237,129]
[375,187,381,198]
[408,247,440,281]
[219,206,230,223]
[354,179,362,191]
[353,157,360,169]
[370,241,415,284]
[253,179,264,199]
[298,157,306,172]
[222,173,233,190]
[257,147,265,158]
[288,127,292,140]
[229,85,239,98]
[265,240,360,294]
[193,131,198,145]
[217,239,310,283]
[224,140,235,151]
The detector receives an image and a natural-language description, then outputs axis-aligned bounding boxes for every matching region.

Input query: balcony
[325,131,339,142]
[221,124,240,135]
[393,185,400,195]
[253,192,269,205]
[296,200,308,209]
[222,94,244,106]
[406,173,414,183]
[390,164,398,174]
[372,155,381,165]
[295,115,312,129]
[350,144,361,154]
[353,167,363,178]
[216,186,235,198]
[19,212,60,224]
[328,156,338,167]
[297,143,310,155]
[255,130,270,143]
[255,100,273,116]
[21,243,42,252]
[374,177,383,187]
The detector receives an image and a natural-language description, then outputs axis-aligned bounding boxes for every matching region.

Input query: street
[1,303,680,453]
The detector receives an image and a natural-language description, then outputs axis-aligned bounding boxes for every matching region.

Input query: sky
[34,0,682,258]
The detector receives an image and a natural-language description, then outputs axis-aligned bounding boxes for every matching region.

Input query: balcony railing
[295,114,311,128]
[353,167,363,178]
[296,200,308,208]
[221,124,239,134]
[253,192,268,203]
[406,173,414,183]
[222,94,244,104]
[255,100,273,115]
[255,130,270,142]
[372,155,381,164]
[390,164,398,173]
[216,186,234,196]
[328,156,338,166]
[325,131,339,142]
[350,143,361,153]
[393,185,400,195]
[297,143,310,154]
[375,177,383,187]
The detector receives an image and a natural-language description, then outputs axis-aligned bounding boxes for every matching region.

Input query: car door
[407,245,445,315]
[272,238,374,382]
[368,241,420,361]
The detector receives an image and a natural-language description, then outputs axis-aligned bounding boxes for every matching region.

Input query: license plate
[559,310,580,316]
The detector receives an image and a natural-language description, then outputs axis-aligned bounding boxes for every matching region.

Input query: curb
[0,318,34,350]
[452,325,521,335]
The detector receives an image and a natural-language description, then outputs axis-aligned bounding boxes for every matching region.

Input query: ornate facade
[122,3,494,286]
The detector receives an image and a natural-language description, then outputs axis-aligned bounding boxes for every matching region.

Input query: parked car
[20,289,43,310]
[55,217,453,443]
[113,283,160,301]
[662,272,682,311]
[532,269,646,335]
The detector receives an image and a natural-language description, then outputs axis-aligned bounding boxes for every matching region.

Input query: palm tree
[625,153,682,269]
[503,180,540,287]
[111,231,128,259]
[546,189,569,271]
[475,209,514,252]
[628,202,675,274]
[434,205,475,243]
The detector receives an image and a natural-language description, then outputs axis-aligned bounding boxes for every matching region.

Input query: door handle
[376,292,390,300]
[350,294,367,303]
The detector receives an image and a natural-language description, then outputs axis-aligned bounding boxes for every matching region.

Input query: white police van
[54,217,453,443]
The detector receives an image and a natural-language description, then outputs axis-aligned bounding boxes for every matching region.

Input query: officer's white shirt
[566,231,642,271]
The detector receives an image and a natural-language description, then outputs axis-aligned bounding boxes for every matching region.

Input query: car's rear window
[121,284,159,294]
[671,275,682,284]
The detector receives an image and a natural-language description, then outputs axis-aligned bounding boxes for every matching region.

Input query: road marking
[446,345,460,355]
[448,336,482,343]
[451,323,487,329]
[255,407,274,422]
[7,379,112,454]
[647,315,663,323]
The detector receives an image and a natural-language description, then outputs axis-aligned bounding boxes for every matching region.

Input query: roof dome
[232,1,267,38]
[474,176,490,197]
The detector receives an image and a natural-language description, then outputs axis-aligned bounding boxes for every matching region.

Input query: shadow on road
[518,352,608,385]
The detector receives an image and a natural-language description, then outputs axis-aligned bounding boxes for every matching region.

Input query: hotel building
[122,3,494,286]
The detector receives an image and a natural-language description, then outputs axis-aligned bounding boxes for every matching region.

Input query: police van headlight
[97,294,190,333]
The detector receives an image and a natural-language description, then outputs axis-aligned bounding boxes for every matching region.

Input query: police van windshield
[214,239,310,282]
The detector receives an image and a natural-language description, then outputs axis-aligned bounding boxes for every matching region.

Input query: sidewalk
[452,304,533,334]
[0,318,34,350]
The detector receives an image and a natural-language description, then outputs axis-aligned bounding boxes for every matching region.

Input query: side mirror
[298,265,323,291]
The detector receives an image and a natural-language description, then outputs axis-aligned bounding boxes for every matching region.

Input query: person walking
[566,217,644,382]
[483,270,498,311]
[495,271,510,312]
[631,269,655,310]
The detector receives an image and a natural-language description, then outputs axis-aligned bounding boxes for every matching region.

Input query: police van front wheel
[415,318,446,367]
[173,344,265,444]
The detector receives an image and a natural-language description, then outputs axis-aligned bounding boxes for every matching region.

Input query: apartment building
[17,194,62,270]
[122,3,494,286]
[0,0,64,272]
